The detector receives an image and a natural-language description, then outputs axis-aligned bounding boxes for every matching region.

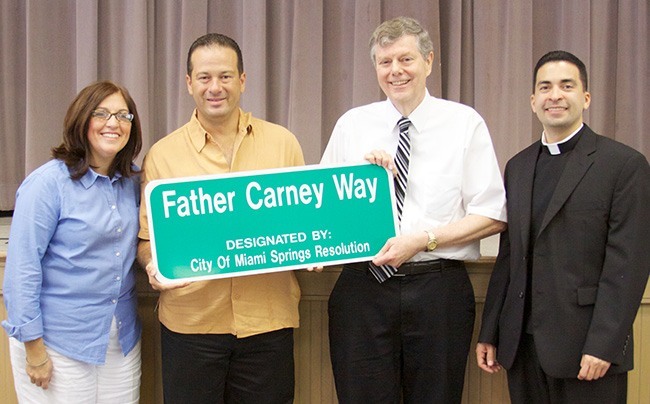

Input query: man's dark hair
[186,33,244,76]
[533,50,588,91]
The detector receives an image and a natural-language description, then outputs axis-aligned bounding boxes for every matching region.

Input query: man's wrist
[424,230,438,251]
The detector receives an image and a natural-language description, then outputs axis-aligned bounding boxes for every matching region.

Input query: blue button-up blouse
[2,159,141,365]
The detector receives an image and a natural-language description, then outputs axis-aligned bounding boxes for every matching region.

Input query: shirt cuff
[1,314,44,342]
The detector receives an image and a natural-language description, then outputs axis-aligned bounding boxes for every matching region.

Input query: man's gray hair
[369,16,433,64]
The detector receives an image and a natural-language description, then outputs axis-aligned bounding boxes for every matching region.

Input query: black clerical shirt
[525,130,582,333]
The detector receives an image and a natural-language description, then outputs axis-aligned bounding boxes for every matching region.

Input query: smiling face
[373,34,433,117]
[87,92,131,174]
[186,45,245,128]
[531,61,591,142]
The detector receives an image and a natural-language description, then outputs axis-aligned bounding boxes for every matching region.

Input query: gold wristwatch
[425,230,438,251]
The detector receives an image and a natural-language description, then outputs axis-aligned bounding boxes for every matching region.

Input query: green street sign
[145,163,397,282]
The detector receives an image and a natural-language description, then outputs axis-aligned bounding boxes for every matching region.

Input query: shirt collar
[406,90,433,131]
[79,167,122,189]
[384,90,432,132]
[541,123,583,155]
[188,108,253,153]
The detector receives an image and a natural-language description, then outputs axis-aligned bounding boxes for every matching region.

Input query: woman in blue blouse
[2,81,143,403]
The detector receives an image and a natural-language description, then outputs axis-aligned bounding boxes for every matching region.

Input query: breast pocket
[417,175,462,216]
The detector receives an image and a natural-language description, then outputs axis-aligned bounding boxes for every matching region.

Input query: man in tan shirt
[137,33,304,403]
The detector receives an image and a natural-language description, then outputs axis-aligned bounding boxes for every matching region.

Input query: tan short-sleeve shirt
[139,110,304,337]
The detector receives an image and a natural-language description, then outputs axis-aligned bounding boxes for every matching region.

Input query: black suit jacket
[479,125,650,378]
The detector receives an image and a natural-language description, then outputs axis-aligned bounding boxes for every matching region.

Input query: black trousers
[508,333,627,404]
[328,262,475,404]
[160,324,294,404]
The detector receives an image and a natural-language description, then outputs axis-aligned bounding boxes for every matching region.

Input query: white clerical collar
[541,124,583,155]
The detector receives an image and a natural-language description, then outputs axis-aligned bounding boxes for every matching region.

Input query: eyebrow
[195,69,237,76]
[95,107,129,112]
[537,78,577,87]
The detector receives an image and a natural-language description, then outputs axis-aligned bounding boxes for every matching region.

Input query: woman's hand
[25,339,53,389]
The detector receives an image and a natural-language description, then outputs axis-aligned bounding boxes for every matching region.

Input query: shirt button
[518,292,524,298]
[115,251,121,257]
[117,228,122,233]
[111,205,116,210]
[116,276,121,281]
[111,299,117,304]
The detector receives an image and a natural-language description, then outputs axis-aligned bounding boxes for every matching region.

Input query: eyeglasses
[91,110,134,123]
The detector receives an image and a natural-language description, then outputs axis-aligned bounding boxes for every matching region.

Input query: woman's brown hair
[52,81,142,179]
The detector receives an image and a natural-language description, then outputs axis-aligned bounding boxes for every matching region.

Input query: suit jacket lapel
[537,126,597,237]
[510,144,538,255]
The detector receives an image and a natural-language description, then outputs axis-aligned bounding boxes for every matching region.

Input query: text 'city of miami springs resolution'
[145,163,397,282]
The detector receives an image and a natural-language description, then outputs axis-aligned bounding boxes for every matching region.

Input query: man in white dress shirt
[320,16,507,403]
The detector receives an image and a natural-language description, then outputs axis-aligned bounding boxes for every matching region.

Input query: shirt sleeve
[320,116,347,165]
[461,117,507,222]
[138,151,161,241]
[287,132,305,167]
[2,171,60,342]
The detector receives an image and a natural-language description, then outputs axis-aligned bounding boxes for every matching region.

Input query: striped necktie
[368,117,411,282]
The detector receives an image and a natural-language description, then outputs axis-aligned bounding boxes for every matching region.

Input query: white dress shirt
[321,91,507,261]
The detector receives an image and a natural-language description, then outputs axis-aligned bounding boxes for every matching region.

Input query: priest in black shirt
[476,50,650,404]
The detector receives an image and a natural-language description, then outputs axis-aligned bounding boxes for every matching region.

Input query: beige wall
[2,256,649,403]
